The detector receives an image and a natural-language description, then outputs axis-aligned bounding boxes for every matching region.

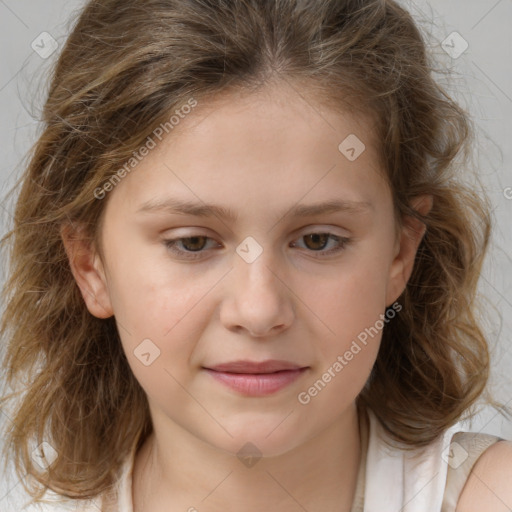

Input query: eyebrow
[136,196,373,222]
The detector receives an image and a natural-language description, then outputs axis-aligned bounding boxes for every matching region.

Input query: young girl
[1,0,511,511]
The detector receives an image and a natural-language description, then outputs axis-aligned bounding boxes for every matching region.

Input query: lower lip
[203,368,308,396]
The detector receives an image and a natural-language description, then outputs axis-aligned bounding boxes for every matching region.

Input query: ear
[60,222,114,319]
[385,194,433,307]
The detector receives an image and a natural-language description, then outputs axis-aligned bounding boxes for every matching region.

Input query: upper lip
[204,360,308,374]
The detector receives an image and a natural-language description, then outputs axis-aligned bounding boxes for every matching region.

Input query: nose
[219,251,295,338]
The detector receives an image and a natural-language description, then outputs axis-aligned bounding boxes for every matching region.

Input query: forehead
[105,81,390,222]
[168,82,380,159]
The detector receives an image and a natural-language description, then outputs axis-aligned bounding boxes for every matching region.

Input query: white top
[15,408,502,512]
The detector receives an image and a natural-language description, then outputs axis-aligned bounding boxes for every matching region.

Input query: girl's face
[67,82,428,456]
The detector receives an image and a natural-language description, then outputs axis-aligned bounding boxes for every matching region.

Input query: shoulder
[456,439,512,511]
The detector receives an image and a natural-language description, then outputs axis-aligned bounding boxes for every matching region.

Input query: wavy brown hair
[1,0,509,505]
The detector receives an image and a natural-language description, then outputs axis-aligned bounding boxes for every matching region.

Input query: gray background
[0,0,511,508]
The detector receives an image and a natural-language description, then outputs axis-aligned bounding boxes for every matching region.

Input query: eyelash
[163,232,351,260]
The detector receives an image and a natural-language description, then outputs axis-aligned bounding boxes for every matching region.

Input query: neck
[132,403,365,512]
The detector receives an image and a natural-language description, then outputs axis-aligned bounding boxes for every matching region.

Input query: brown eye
[163,235,220,260]
[178,236,208,252]
[302,233,330,251]
[290,232,351,257]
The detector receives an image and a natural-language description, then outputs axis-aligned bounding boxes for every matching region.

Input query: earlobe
[385,194,433,307]
[60,223,114,319]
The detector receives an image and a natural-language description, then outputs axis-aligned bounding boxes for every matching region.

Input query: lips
[204,359,306,374]
[202,360,309,396]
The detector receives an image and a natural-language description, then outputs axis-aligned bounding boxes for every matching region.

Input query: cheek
[295,266,386,412]
[113,280,205,406]
[294,247,392,411]
[302,248,392,347]
[107,257,219,386]
[105,234,208,333]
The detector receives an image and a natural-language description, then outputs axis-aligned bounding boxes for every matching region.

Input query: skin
[62,81,433,511]
[456,440,512,511]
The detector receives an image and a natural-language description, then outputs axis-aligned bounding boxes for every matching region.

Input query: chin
[209,427,304,460]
